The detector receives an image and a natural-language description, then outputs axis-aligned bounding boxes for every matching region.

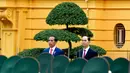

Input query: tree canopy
[64,27,93,37]
[34,29,80,42]
[46,2,88,25]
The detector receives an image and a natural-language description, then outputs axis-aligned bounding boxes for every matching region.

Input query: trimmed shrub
[17,48,44,58]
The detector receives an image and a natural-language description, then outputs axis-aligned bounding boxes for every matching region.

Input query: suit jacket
[42,47,64,56]
[77,48,98,60]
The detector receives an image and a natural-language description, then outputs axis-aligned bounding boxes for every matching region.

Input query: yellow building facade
[0,0,130,60]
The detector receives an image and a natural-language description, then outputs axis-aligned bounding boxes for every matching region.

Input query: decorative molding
[5,32,12,36]
[5,8,13,19]
[2,28,18,31]
[0,8,14,23]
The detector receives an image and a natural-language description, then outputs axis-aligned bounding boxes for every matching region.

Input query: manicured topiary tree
[46,2,89,58]
[34,2,106,58]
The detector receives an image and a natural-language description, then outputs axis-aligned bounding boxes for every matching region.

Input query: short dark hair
[82,36,91,41]
[54,38,58,42]
[49,36,58,42]
[88,37,91,41]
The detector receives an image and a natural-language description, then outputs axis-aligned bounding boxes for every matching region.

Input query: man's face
[82,36,90,48]
[48,37,56,48]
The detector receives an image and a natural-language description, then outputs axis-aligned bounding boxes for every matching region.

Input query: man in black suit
[42,36,64,56]
[77,36,98,60]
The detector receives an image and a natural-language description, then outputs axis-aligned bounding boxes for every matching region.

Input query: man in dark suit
[42,36,64,56]
[77,36,98,60]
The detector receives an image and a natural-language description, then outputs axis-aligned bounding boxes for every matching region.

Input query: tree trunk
[68,41,72,58]
[66,24,72,58]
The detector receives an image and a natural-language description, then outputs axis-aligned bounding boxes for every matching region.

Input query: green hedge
[17,48,44,58]
[17,45,106,59]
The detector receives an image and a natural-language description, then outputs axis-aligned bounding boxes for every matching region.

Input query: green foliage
[64,27,93,37]
[17,48,44,58]
[34,29,80,42]
[70,45,107,57]
[46,2,88,25]
[17,44,106,59]
[90,45,107,56]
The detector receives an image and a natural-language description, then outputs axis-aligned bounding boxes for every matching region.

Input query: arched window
[114,23,125,48]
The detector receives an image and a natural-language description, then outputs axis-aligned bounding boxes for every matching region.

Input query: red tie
[50,48,53,54]
[83,50,86,58]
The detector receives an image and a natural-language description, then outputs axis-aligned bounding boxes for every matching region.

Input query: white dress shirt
[82,46,90,58]
[49,46,56,55]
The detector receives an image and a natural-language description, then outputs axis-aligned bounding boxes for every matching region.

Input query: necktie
[50,48,53,54]
[83,50,86,58]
